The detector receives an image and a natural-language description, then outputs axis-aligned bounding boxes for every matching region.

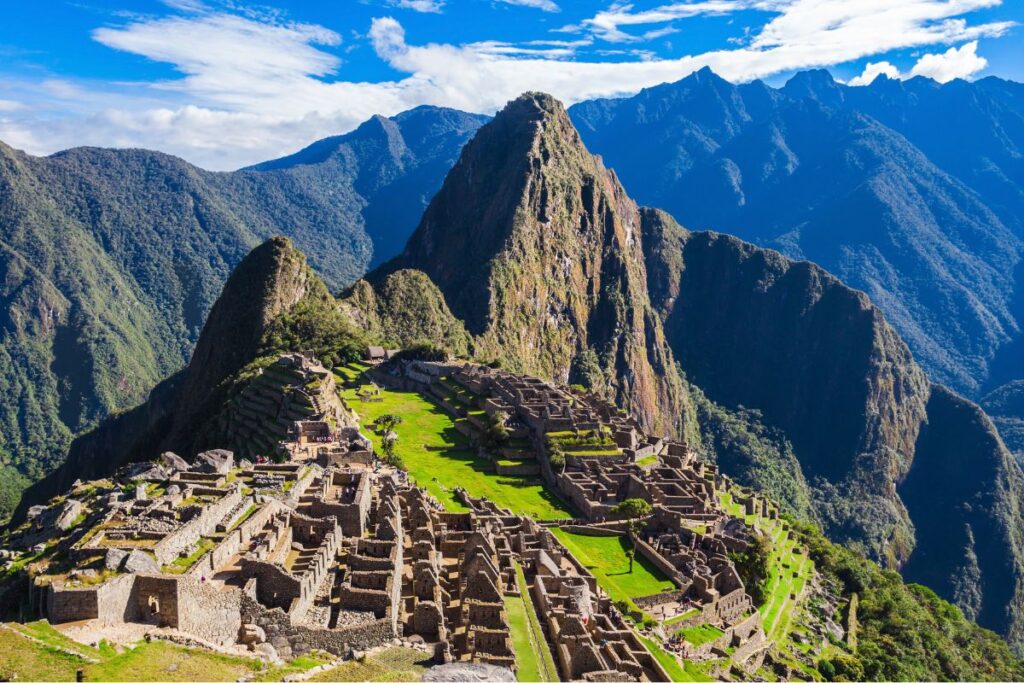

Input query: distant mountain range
[569,68,1024,414]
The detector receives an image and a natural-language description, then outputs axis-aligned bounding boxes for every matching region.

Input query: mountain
[371,92,692,438]
[0,106,485,519]
[15,236,366,505]
[348,92,1024,650]
[568,68,1024,409]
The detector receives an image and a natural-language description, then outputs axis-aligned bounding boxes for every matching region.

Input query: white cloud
[394,0,445,13]
[0,99,26,112]
[909,39,987,81]
[497,0,561,12]
[849,60,901,85]
[569,1,747,42]
[1,1,1014,170]
[846,40,988,85]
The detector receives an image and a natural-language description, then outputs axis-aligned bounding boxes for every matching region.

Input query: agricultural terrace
[719,490,815,643]
[337,364,572,520]
[550,528,675,615]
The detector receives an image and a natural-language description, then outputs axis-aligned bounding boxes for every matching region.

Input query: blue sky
[0,0,1020,169]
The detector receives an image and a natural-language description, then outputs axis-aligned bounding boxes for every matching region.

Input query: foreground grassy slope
[0,621,333,682]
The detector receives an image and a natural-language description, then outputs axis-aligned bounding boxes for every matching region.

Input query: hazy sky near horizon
[1,0,1021,170]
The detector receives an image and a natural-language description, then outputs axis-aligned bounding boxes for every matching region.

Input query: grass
[637,634,713,682]
[305,647,432,682]
[664,608,700,626]
[162,537,216,574]
[549,529,674,609]
[0,622,340,682]
[227,504,259,532]
[342,371,572,520]
[636,455,658,467]
[675,624,724,647]
[505,563,558,682]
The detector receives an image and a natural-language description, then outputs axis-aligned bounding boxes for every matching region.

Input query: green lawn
[342,372,572,520]
[675,624,724,647]
[637,634,714,682]
[549,529,675,608]
[505,563,558,682]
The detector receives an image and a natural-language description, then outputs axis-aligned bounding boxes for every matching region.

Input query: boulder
[253,642,278,660]
[166,484,181,497]
[123,549,160,574]
[105,548,129,571]
[240,623,266,644]
[26,505,47,521]
[196,449,234,474]
[55,499,84,530]
[160,451,190,471]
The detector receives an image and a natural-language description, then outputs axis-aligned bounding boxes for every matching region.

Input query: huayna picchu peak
[3,59,1024,682]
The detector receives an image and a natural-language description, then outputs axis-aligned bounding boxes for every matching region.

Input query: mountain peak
[171,236,314,433]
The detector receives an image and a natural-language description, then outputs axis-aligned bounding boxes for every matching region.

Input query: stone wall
[633,535,686,588]
[177,577,242,646]
[48,573,137,625]
[132,575,180,627]
[153,487,243,565]
[241,582,393,659]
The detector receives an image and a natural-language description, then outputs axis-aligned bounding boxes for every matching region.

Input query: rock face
[900,386,1024,646]
[643,218,930,560]
[370,93,690,437]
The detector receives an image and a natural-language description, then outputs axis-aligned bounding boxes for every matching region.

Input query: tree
[729,531,772,606]
[612,498,652,572]
[549,448,566,473]
[375,414,403,435]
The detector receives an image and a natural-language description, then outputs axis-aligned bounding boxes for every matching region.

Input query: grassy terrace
[675,623,724,647]
[0,621,333,682]
[718,490,815,643]
[505,562,558,682]
[340,366,571,520]
[550,528,675,613]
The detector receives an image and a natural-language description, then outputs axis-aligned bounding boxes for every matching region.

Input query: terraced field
[549,528,675,611]
[718,490,815,643]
